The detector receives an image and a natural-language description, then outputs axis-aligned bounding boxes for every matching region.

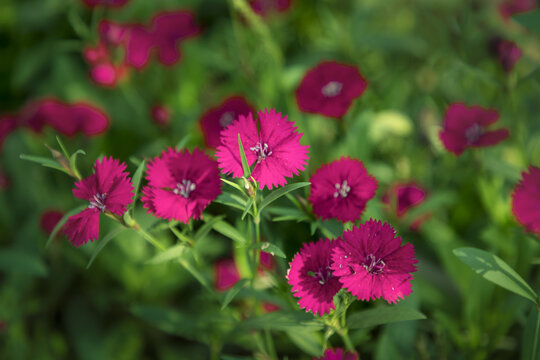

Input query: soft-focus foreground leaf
[0,249,47,277]
[522,307,540,360]
[513,10,540,36]
[454,247,538,304]
[20,154,70,175]
[258,182,310,213]
[251,242,286,258]
[237,311,323,331]
[145,244,188,265]
[347,305,426,329]
[221,278,249,310]
[286,328,323,357]
[195,215,226,241]
[86,227,125,269]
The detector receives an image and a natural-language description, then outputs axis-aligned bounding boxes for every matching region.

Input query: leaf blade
[259,182,310,214]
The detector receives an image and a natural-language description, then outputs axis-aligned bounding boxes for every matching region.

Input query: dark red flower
[315,348,358,360]
[512,166,540,237]
[40,210,64,235]
[383,183,428,231]
[0,115,18,152]
[151,105,170,126]
[439,103,509,155]
[296,61,368,118]
[215,258,241,291]
[250,0,291,16]
[262,302,280,313]
[499,0,537,19]
[200,96,254,148]
[490,37,522,72]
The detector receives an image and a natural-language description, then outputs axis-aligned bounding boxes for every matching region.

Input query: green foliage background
[1,0,540,359]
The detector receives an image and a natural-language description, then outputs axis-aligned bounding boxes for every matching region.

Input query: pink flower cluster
[84,11,200,86]
[1,98,109,152]
[288,219,417,316]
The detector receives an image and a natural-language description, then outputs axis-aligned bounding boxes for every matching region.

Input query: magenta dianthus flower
[141,147,221,223]
[331,219,417,304]
[214,258,241,292]
[296,61,368,118]
[315,348,358,360]
[490,37,522,72]
[512,166,540,237]
[216,109,309,190]
[64,157,134,247]
[250,0,291,16]
[287,238,342,316]
[439,103,509,156]
[200,96,254,148]
[309,157,377,223]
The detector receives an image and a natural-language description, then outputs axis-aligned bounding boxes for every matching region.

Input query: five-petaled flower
[512,166,540,237]
[141,147,221,223]
[64,157,134,247]
[439,103,509,156]
[315,348,358,360]
[331,219,417,304]
[216,108,309,190]
[382,182,428,231]
[287,238,343,316]
[200,96,254,148]
[309,157,377,223]
[296,61,368,118]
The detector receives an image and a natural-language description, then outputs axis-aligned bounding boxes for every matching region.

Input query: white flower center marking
[88,193,107,212]
[219,111,235,128]
[250,142,272,163]
[465,123,484,144]
[363,254,386,274]
[173,179,196,198]
[321,81,343,97]
[334,180,351,198]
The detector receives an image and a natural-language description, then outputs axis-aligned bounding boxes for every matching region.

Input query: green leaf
[453,247,538,304]
[146,244,188,265]
[221,278,249,310]
[401,191,456,225]
[0,249,48,277]
[176,134,191,149]
[46,205,88,248]
[56,136,70,158]
[20,154,70,175]
[211,220,247,244]
[238,311,323,331]
[347,306,427,329]
[221,178,247,197]
[131,160,146,204]
[258,182,310,214]
[286,329,323,357]
[177,254,214,294]
[238,134,251,177]
[522,306,540,360]
[86,227,125,269]
[513,10,540,36]
[251,242,286,258]
[266,206,309,222]
[69,149,86,178]
[195,215,226,242]
[214,192,250,214]
[241,197,254,220]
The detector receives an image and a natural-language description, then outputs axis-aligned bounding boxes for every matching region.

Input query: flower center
[88,193,107,212]
[465,123,484,144]
[250,142,272,163]
[321,81,343,97]
[334,180,351,198]
[173,179,196,198]
[219,111,235,128]
[309,267,334,285]
[363,254,386,274]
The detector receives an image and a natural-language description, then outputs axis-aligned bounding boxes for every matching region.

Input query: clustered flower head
[315,348,358,360]
[216,108,309,190]
[512,166,540,237]
[296,61,368,118]
[141,147,222,223]
[64,157,134,246]
[309,157,378,223]
[200,96,254,148]
[439,103,509,155]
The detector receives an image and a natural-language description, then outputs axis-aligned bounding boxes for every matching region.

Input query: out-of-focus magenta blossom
[151,105,170,126]
[200,96,254,148]
[141,148,221,223]
[84,35,130,87]
[287,238,342,316]
[512,166,540,237]
[64,157,134,247]
[81,0,129,8]
[331,219,417,304]
[216,109,309,190]
[490,37,522,72]
[382,183,428,231]
[315,348,358,360]
[296,61,368,118]
[40,210,64,235]
[262,302,280,313]
[215,258,241,291]
[499,0,537,19]
[439,103,509,155]
[309,157,377,223]
[0,115,18,152]
[18,99,110,137]
[250,0,291,16]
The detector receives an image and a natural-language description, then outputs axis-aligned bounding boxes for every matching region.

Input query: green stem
[251,199,261,280]
[134,223,166,251]
[265,330,278,360]
[338,329,355,353]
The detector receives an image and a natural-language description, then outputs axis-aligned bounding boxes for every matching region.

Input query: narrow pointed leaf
[221,278,249,310]
[195,215,226,242]
[56,135,70,158]
[238,311,323,331]
[176,134,191,149]
[146,244,188,265]
[86,227,125,269]
[241,197,254,220]
[259,182,310,213]
[221,178,247,197]
[46,205,88,248]
[522,306,540,360]
[131,159,146,205]
[69,149,86,178]
[238,134,251,177]
[20,154,70,175]
[211,220,247,244]
[454,247,538,304]
[251,242,286,258]
[347,306,426,329]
